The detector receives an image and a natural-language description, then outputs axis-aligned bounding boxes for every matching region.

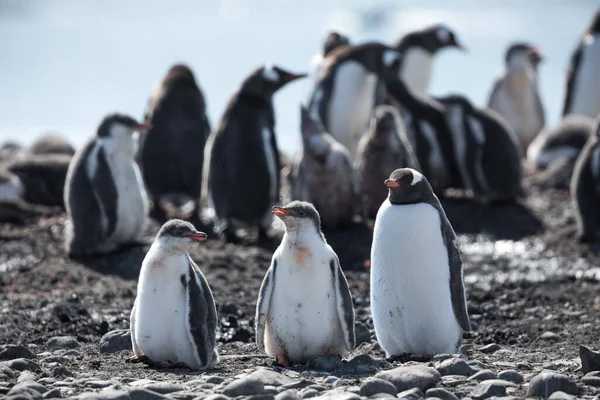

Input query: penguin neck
[383,78,414,108]
[282,226,324,249]
[238,91,273,109]
[100,135,135,157]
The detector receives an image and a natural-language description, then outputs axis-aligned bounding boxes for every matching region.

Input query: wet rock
[0,345,35,361]
[548,391,576,400]
[2,358,41,372]
[435,358,474,376]
[99,330,131,354]
[307,356,342,372]
[52,366,74,378]
[275,390,300,400]
[468,370,497,381]
[498,370,524,383]
[580,346,600,374]
[539,331,561,342]
[397,388,425,399]
[581,374,600,387]
[144,382,185,394]
[375,365,441,392]
[479,344,501,354]
[359,377,398,397]
[355,322,371,345]
[43,388,62,399]
[470,379,516,400]
[527,372,577,398]
[46,336,79,350]
[223,376,265,397]
[425,388,458,400]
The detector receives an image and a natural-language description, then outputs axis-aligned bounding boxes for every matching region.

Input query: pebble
[469,379,515,400]
[441,375,468,387]
[299,388,318,398]
[18,370,38,383]
[397,388,425,399]
[307,356,343,372]
[41,356,69,365]
[539,331,561,342]
[375,365,441,392]
[479,344,501,354]
[322,376,338,385]
[46,336,79,350]
[43,388,62,398]
[435,358,474,376]
[86,380,118,389]
[275,390,300,400]
[2,358,41,372]
[548,391,576,400]
[223,377,265,397]
[73,389,130,399]
[205,376,225,384]
[425,388,458,400]
[339,354,388,374]
[368,394,396,399]
[313,391,360,400]
[527,372,578,397]
[144,382,185,394]
[581,375,600,387]
[203,395,231,400]
[128,388,169,400]
[354,322,371,345]
[0,345,36,360]
[52,366,74,378]
[468,370,497,381]
[497,370,523,384]
[359,377,398,397]
[99,330,131,354]
[580,345,600,374]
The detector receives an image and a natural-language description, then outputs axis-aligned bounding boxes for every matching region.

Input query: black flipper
[330,256,356,352]
[255,259,277,351]
[93,147,119,238]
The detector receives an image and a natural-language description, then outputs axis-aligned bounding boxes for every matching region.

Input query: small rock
[2,358,41,372]
[0,345,36,360]
[368,394,396,399]
[46,336,79,350]
[527,372,577,398]
[441,375,467,387]
[431,354,459,363]
[205,376,225,384]
[128,389,169,400]
[539,331,561,342]
[470,379,515,400]
[581,375,600,387]
[9,381,47,395]
[307,356,342,372]
[86,380,118,389]
[43,388,62,399]
[52,366,74,378]
[223,377,265,397]
[18,370,37,382]
[299,388,318,398]
[99,330,131,354]
[355,322,371,345]
[548,391,576,400]
[323,376,338,385]
[435,358,474,376]
[339,354,389,374]
[275,390,300,400]
[376,365,441,392]
[498,370,523,384]
[397,388,424,399]
[73,389,130,399]
[243,368,295,386]
[359,377,398,397]
[425,388,458,400]
[479,344,501,354]
[203,395,231,400]
[314,391,360,400]
[468,370,497,381]
[144,382,185,394]
[580,345,600,375]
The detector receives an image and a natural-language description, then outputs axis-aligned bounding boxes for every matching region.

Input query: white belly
[400,48,433,97]
[370,200,461,356]
[0,174,24,201]
[327,62,377,159]
[570,36,600,118]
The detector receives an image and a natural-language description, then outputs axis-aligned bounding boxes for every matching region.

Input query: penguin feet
[387,353,433,363]
[127,355,152,364]
[274,355,290,367]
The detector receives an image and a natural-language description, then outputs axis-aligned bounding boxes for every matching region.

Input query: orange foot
[275,355,290,367]
[127,355,151,364]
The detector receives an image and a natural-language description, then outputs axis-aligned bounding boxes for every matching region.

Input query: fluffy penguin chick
[255,201,355,366]
[130,219,219,370]
[291,106,362,229]
[371,169,470,357]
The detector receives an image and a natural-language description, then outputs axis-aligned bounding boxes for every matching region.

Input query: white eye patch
[436,27,450,43]
[262,64,279,82]
[383,50,399,67]
[410,169,424,185]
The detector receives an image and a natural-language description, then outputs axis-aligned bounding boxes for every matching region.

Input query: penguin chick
[130,219,219,370]
[356,105,420,217]
[291,106,362,229]
[370,168,470,357]
[255,201,355,366]
[28,134,75,156]
[309,29,351,80]
[487,42,545,153]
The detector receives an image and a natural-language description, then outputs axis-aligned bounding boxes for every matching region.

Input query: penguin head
[156,219,207,252]
[272,201,321,234]
[344,42,402,79]
[300,106,331,163]
[385,168,434,204]
[322,29,350,56]
[370,105,401,140]
[505,43,543,69]
[241,65,307,98]
[395,24,465,54]
[162,64,199,89]
[96,113,151,140]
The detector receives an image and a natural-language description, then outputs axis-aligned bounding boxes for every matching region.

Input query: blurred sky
[0,0,597,155]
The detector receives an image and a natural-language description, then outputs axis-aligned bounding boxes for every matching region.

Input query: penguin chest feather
[571,36,600,118]
[400,48,433,97]
[370,200,461,356]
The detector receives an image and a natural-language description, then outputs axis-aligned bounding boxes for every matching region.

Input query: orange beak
[272,207,292,217]
[136,123,152,131]
[187,232,208,242]
[385,179,400,188]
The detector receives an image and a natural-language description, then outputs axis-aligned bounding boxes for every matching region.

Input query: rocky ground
[1,187,600,399]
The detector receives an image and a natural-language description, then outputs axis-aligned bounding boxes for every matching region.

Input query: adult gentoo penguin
[307,42,401,159]
[140,64,211,222]
[255,201,355,366]
[64,114,150,256]
[202,64,306,241]
[371,168,470,357]
[291,106,362,229]
[394,24,465,97]
[130,219,218,370]
[437,94,524,203]
[487,42,545,152]
[356,105,420,217]
[308,29,350,82]
[563,11,600,119]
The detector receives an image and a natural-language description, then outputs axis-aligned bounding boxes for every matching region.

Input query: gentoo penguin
[64,113,150,256]
[371,168,470,357]
[394,24,465,97]
[140,64,211,222]
[437,94,524,203]
[291,106,362,229]
[130,219,218,370]
[487,42,545,152]
[356,105,420,217]
[563,11,600,119]
[308,29,350,82]
[28,134,75,156]
[202,65,306,241]
[307,42,401,159]
[571,118,600,242]
[255,201,355,366]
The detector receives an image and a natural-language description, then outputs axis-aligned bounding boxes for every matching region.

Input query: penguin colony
[1,10,600,370]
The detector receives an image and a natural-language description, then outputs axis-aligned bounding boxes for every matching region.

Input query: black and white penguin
[487,42,545,152]
[308,29,350,82]
[571,117,600,242]
[370,168,470,357]
[356,105,420,217]
[290,106,362,229]
[437,94,524,203]
[307,42,401,159]
[64,113,150,256]
[130,219,218,370]
[201,65,306,241]
[563,11,600,119]
[394,24,465,97]
[256,201,355,366]
[140,64,211,222]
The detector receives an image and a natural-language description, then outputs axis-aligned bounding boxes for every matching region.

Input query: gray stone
[360,378,398,397]
[431,354,459,363]
[375,365,441,392]
[280,381,314,391]
[468,370,497,382]
[441,375,467,387]
[435,358,475,376]
[144,382,185,394]
[52,366,74,378]
[498,370,523,384]
[46,337,79,350]
[2,358,41,372]
[580,346,600,375]
[527,372,578,398]
[245,368,295,386]
[306,385,325,392]
[355,322,371,345]
[425,388,458,400]
[74,390,130,399]
[548,391,576,400]
[339,354,389,374]
[539,331,561,342]
[86,380,118,389]
[368,394,396,399]
[8,381,47,396]
[17,370,37,382]
[470,380,516,400]
[43,388,62,399]
[223,377,265,397]
[307,356,343,372]
[299,388,318,398]
[202,395,230,400]
[323,376,338,385]
[0,345,36,360]
[99,330,131,354]
[41,356,68,365]
[397,388,425,399]
[205,376,225,384]
[581,375,600,387]
[312,391,360,399]
[275,390,300,400]
[479,344,501,354]
[168,391,199,400]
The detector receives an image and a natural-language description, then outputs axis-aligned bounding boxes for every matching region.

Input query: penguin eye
[299,210,306,217]
[174,228,183,236]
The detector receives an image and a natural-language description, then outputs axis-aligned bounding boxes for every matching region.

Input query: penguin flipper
[571,139,599,241]
[92,147,119,238]
[562,43,583,116]
[486,76,503,109]
[330,256,356,352]
[255,259,277,352]
[184,256,219,369]
[129,298,141,356]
